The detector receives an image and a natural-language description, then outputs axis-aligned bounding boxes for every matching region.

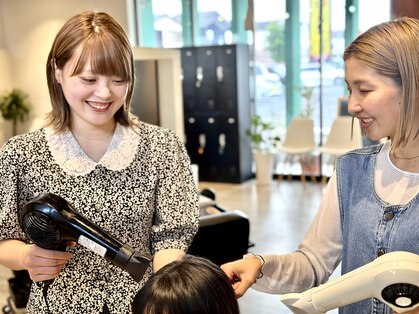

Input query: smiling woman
[0,11,199,314]
[53,43,130,161]
[221,16,419,314]
[46,12,135,135]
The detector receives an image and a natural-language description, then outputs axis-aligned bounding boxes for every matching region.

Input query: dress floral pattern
[0,122,200,313]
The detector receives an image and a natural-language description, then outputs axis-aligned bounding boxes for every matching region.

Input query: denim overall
[336,144,419,314]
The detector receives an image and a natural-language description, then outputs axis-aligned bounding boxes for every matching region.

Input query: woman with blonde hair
[222,16,419,314]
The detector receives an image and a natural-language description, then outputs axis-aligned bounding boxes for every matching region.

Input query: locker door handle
[219,133,226,154]
[216,66,224,82]
[196,66,204,88]
[198,133,206,155]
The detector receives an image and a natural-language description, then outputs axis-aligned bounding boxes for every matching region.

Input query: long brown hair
[45,11,137,132]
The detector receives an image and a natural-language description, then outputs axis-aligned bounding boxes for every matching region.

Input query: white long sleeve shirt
[253,140,419,294]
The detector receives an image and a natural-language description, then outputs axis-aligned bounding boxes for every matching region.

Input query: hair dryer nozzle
[114,244,151,282]
[126,252,152,283]
[281,292,322,314]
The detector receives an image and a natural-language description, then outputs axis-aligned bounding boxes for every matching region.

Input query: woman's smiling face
[55,45,129,129]
[345,58,402,141]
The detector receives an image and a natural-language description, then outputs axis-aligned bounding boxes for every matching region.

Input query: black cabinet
[181,45,252,183]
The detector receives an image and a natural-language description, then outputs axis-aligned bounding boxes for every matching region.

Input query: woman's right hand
[22,244,73,282]
[221,256,263,298]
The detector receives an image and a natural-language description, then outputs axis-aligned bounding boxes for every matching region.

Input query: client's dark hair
[132,255,240,314]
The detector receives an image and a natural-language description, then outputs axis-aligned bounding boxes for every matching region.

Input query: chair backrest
[282,118,315,149]
[321,116,362,155]
[188,210,250,266]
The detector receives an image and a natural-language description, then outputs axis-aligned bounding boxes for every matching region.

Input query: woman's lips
[86,101,111,111]
[358,117,373,128]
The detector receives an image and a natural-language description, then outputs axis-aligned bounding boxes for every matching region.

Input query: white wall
[0,0,129,143]
[0,49,12,143]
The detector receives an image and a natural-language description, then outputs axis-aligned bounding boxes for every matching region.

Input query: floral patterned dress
[0,121,199,313]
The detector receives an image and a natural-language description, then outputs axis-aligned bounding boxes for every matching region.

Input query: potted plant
[246,115,280,184]
[0,88,31,136]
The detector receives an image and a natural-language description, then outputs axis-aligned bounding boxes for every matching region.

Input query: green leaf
[0,88,31,135]
[246,114,281,152]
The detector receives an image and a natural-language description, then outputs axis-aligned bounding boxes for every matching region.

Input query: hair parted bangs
[71,31,132,82]
[46,11,137,132]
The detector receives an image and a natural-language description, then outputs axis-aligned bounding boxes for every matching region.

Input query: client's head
[132,255,240,314]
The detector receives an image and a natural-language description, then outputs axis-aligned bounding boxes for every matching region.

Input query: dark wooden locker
[215,46,238,114]
[182,49,198,112]
[181,44,252,183]
[195,47,218,112]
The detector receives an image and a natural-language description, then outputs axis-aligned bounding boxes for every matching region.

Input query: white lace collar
[45,123,139,176]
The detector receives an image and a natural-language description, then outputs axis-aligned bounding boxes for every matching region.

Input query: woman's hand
[221,256,263,298]
[22,244,73,282]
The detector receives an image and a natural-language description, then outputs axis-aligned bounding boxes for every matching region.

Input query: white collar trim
[45,123,139,176]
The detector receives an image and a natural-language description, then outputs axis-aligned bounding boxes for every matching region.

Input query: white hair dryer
[280,251,419,313]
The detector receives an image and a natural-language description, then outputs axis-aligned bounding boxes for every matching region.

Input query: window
[151,0,183,47]
[135,0,391,178]
[196,0,232,46]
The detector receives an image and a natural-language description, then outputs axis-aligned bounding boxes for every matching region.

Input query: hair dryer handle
[114,244,151,282]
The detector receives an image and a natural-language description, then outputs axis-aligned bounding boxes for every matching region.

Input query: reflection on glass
[151,0,183,47]
[196,0,232,46]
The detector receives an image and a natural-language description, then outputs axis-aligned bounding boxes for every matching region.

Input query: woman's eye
[81,77,96,83]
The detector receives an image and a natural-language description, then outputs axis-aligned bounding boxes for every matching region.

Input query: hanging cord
[35,280,51,314]
[43,281,51,314]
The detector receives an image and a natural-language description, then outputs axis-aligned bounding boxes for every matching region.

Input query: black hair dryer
[19,193,151,283]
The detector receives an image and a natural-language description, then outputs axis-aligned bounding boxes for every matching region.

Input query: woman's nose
[95,84,111,99]
[347,96,360,117]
